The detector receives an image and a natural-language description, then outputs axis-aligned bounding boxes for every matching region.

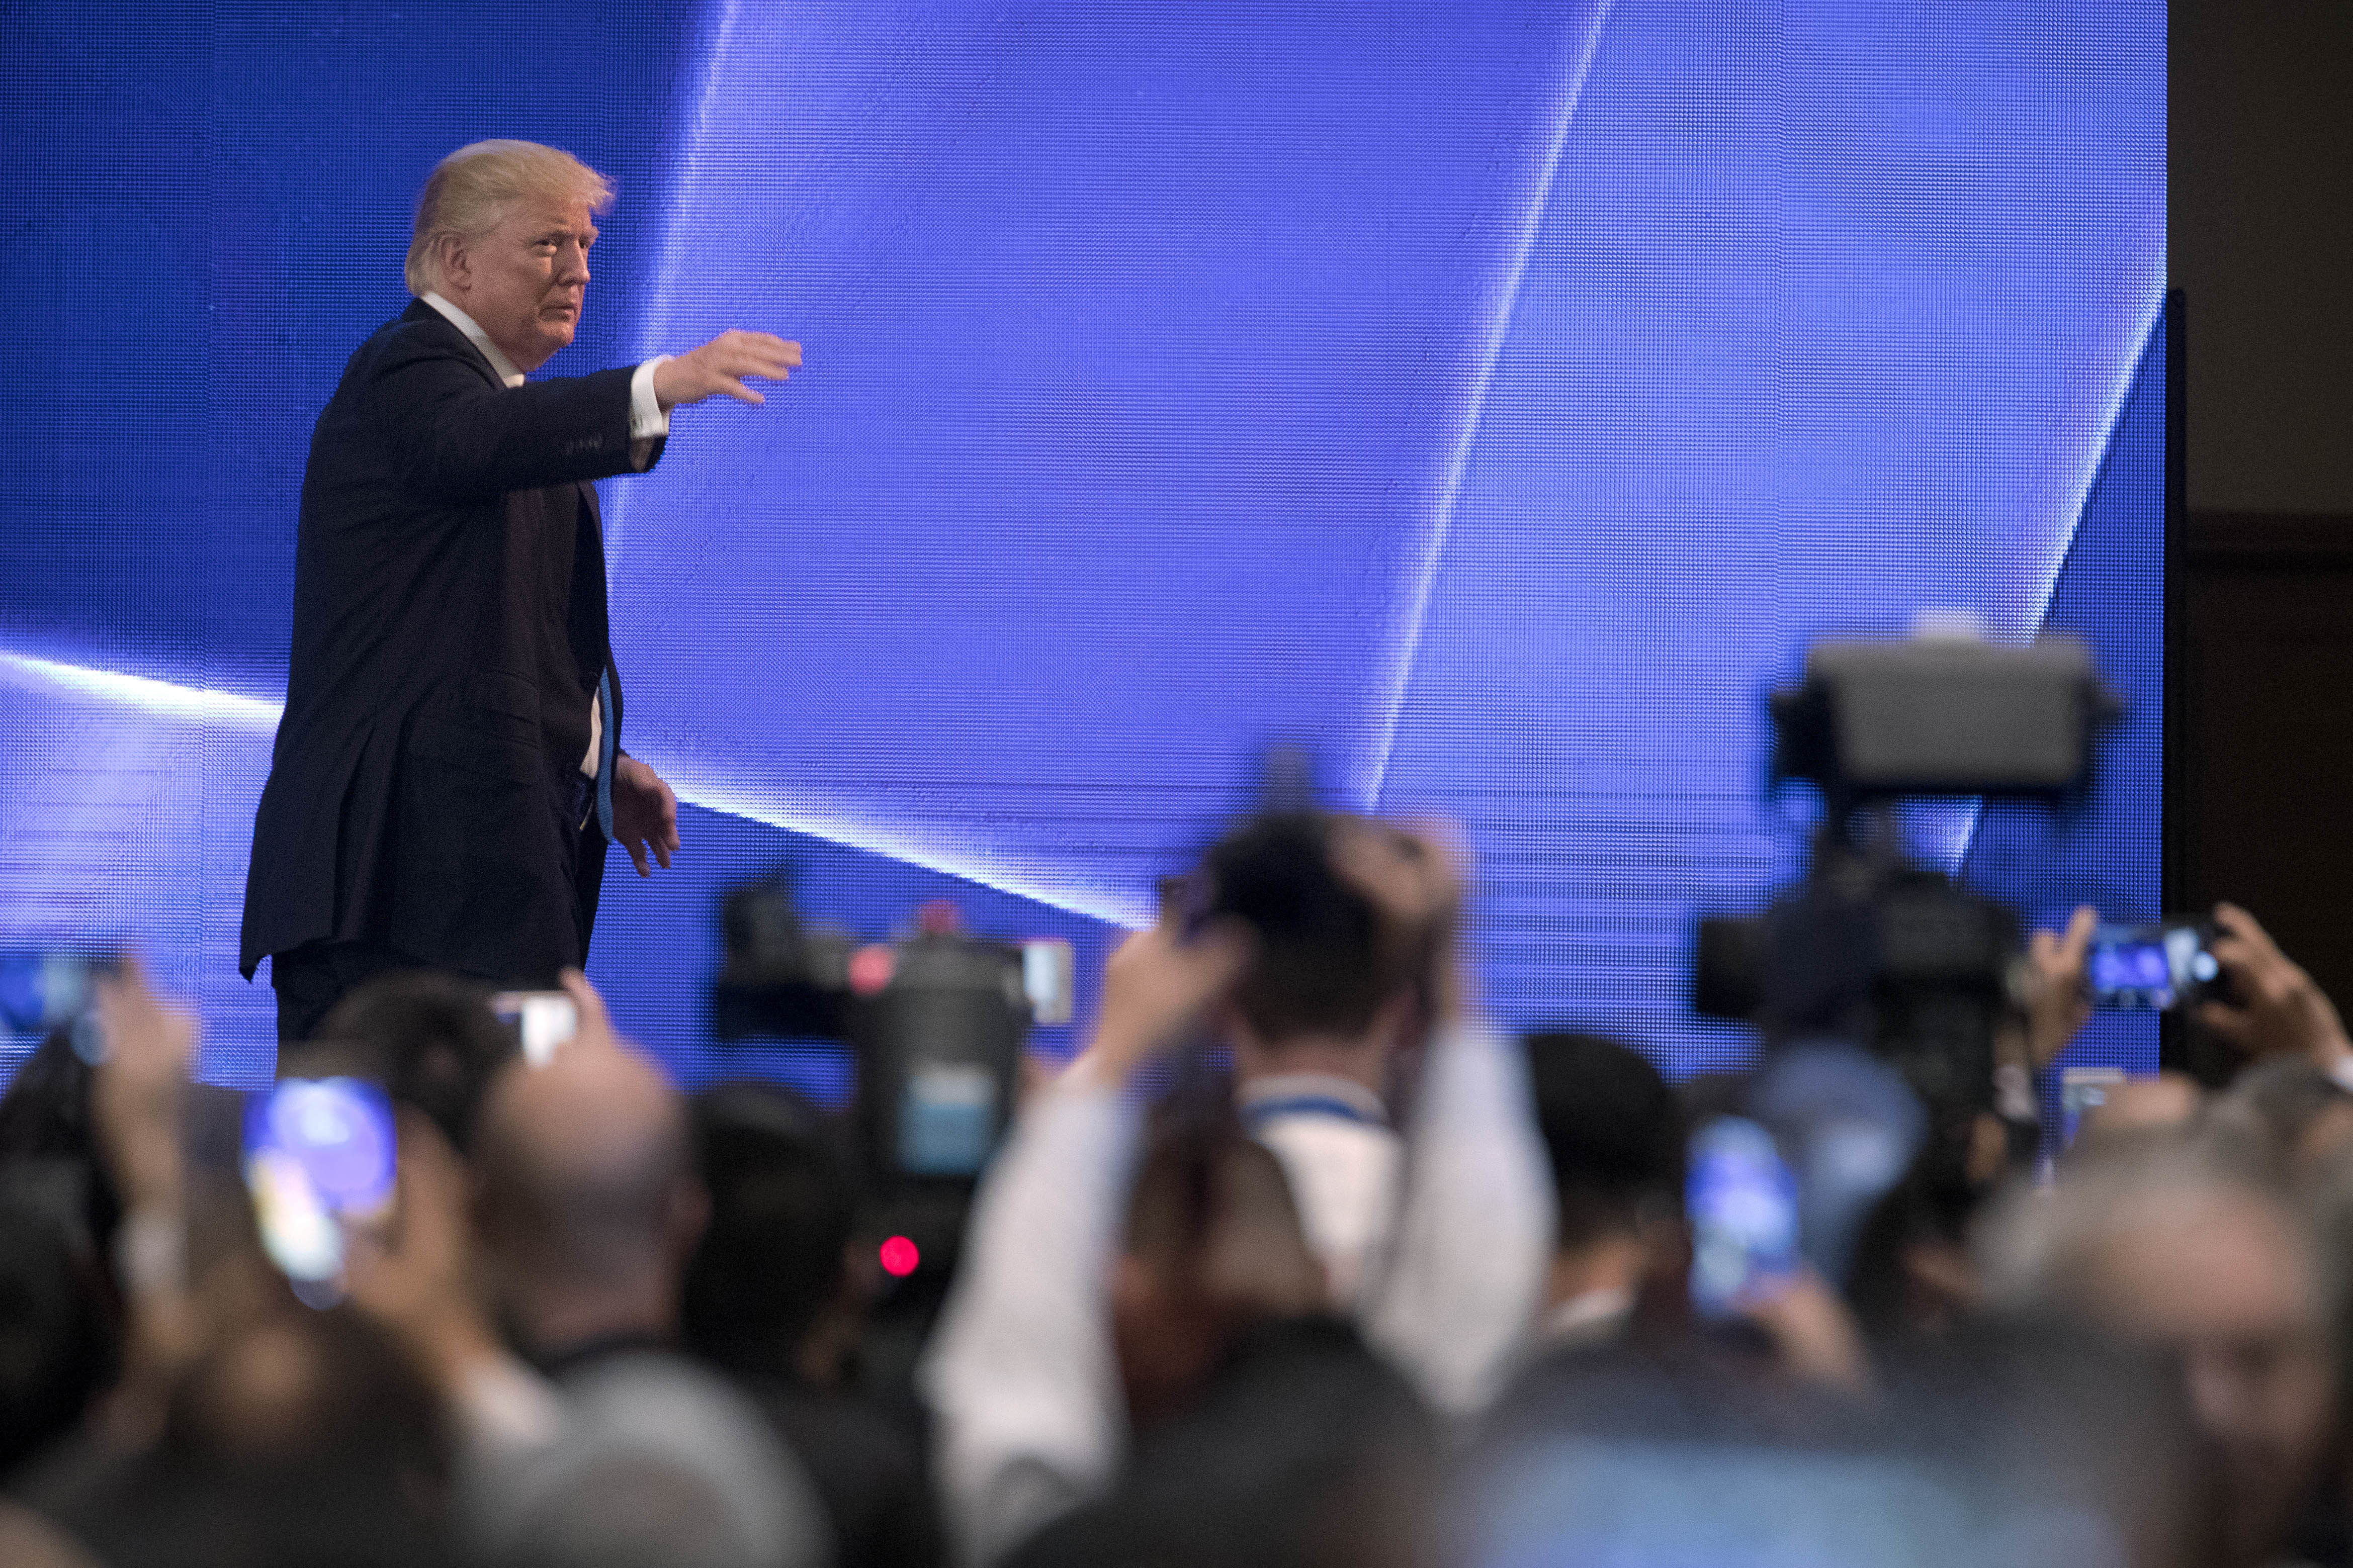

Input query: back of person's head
[474,1039,699,1295]
[1976,1138,2314,1325]
[681,1082,856,1383]
[2208,1055,2353,1187]
[407,139,614,296]
[489,1353,829,1568]
[1976,1140,2334,1566]
[166,1305,442,1478]
[1524,1031,1682,1250]
[300,969,517,1154]
[1113,1122,1327,1426]
[1203,812,1407,1048]
[143,1305,449,1566]
[0,1202,115,1479]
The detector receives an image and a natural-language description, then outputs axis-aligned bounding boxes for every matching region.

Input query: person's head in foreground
[1522,1030,1683,1349]
[471,1023,708,1357]
[1201,812,1425,1087]
[1977,1139,2337,1567]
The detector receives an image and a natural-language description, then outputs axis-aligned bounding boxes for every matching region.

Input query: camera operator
[1200,815,1553,1417]
[921,817,1549,1565]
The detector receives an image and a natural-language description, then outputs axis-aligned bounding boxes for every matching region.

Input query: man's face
[452,196,597,373]
[2082,1189,2334,1561]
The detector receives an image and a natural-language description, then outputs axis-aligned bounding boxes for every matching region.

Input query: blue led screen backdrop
[0,1,2165,1088]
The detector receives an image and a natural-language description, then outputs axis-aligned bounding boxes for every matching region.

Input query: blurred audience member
[1010,1127,1434,1568]
[44,1304,451,1567]
[686,1082,941,1568]
[301,968,520,1153]
[1520,1031,1682,1353]
[924,903,1448,1566]
[2212,1056,2353,1189]
[1203,815,1552,1416]
[0,1202,114,1479]
[2196,902,2353,1083]
[1978,1141,2337,1567]
[350,972,831,1568]
[0,1029,121,1278]
[0,1499,99,1568]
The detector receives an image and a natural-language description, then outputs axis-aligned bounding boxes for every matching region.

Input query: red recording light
[848,944,895,996]
[879,1235,920,1277]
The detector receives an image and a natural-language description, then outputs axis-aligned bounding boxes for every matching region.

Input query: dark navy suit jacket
[240,298,661,985]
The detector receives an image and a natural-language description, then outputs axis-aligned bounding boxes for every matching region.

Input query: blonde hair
[406,140,615,296]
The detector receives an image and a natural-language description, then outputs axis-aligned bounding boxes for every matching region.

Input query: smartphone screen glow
[242,1076,395,1308]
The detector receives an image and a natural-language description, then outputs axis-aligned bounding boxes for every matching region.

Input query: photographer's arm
[1367,1018,1553,1418]
[919,923,1249,1568]
[343,1109,565,1455]
[2025,905,2098,1071]
[1337,822,1554,1420]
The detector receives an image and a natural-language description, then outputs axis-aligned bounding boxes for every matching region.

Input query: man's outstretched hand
[610,753,680,876]
[652,330,802,409]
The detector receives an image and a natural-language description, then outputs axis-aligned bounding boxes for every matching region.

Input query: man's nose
[559,243,590,285]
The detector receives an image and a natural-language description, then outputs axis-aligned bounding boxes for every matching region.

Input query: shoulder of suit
[364,307,498,383]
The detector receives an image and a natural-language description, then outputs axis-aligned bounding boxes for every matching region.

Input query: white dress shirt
[418,291,669,779]
[1237,1072,1402,1309]
[919,1018,1554,1567]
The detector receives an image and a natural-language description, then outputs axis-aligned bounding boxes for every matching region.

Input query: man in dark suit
[242,140,801,1043]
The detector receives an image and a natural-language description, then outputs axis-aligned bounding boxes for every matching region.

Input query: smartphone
[242,1076,396,1308]
[1020,939,1076,1026]
[2089,921,2222,1010]
[491,990,578,1066]
[1687,1116,1800,1319]
[0,949,121,1062]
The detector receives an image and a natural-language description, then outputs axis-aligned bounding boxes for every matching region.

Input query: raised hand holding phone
[243,1075,397,1308]
[2193,902,2353,1074]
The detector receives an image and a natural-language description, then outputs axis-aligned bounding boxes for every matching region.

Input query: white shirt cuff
[630,357,672,439]
[629,356,672,469]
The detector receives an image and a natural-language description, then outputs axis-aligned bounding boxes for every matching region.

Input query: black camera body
[1695,627,2118,1123]
[710,875,1038,1188]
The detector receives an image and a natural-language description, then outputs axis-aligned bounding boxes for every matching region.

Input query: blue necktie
[595,668,618,840]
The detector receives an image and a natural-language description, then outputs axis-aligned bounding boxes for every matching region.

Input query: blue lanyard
[1240,1095,1384,1132]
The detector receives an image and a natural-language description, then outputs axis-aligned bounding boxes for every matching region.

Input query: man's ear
[434,231,471,295]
